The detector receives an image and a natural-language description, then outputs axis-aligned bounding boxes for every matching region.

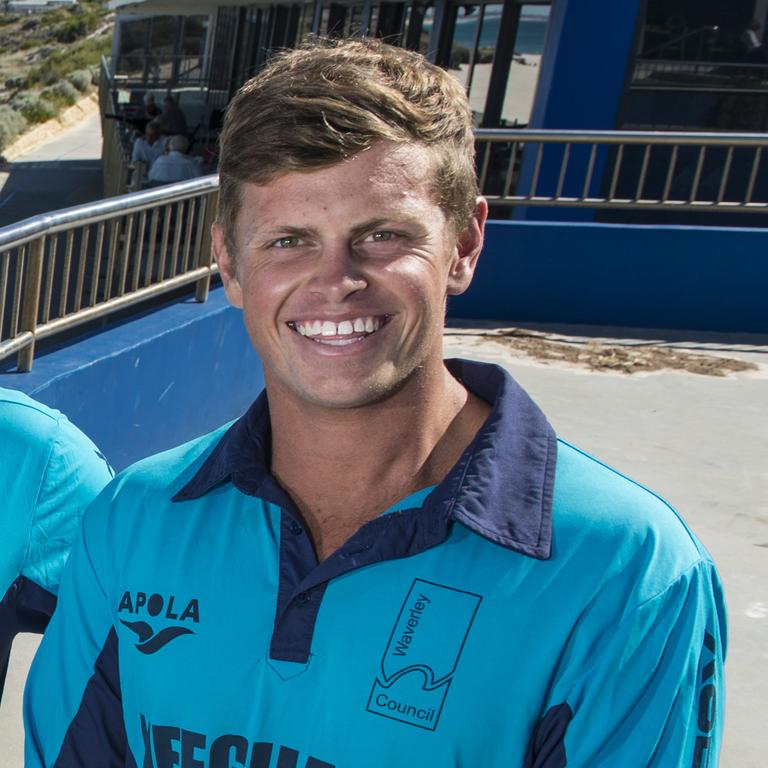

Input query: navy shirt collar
[174,359,557,560]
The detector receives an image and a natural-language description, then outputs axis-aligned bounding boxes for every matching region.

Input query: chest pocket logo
[118,590,199,654]
[366,578,482,731]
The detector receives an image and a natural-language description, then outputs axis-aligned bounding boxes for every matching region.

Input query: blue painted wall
[449,220,768,332]
[529,0,641,130]
[5,287,264,472]
[517,0,643,221]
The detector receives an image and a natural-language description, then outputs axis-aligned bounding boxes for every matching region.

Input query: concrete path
[0,111,103,228]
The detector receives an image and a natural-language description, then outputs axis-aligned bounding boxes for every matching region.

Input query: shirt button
[297,591,311,604]
[290,522,303,536]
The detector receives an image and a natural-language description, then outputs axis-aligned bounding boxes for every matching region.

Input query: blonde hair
[217,38,478,256]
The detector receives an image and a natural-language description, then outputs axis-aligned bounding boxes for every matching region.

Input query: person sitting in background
[159,95,188,136]
[148,134,203,184]
[130,120,168,172]
[143,92,161,121]
[740,19,768,62]
[0,388,113,704]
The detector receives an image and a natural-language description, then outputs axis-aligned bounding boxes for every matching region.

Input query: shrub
[10,92,56,125]
[52,12,101,44]
[0,106,27,150]
[67,69,93,93]
[21,18,41,32]
[42,80,79,108]
[22,35,112,89]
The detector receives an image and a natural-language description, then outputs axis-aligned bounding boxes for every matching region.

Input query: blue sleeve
[524,559,727,767]
[24,495,129,767]
[22,413,114,596]
[0,398,112,702]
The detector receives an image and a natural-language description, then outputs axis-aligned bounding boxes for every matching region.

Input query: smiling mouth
[286,315,390,346]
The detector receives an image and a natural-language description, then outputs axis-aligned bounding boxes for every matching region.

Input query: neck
[269,362,490,560]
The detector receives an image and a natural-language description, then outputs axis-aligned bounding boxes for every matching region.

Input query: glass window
[440,2,549,126]
[626,0,768,130]
[501,4,550,126]
[179,16,208,83]
[116,18,149,78]
[148,16,178,83]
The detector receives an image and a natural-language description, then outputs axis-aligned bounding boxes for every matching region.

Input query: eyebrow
[243,225,314,248]
[244,215,423,248]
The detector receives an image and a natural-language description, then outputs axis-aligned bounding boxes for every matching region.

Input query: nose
[307,243,368,303]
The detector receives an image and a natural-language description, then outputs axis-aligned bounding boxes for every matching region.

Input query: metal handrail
[475,128,768,147]
[0,175,219,372]
[474,128,768,211]
[0,176,220,249]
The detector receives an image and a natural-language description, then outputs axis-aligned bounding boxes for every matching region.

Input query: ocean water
[452,15,548,55]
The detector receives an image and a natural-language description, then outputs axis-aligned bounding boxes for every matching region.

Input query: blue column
[515,0,643,220]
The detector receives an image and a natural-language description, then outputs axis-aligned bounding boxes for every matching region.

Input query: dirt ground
[449,326,758,377]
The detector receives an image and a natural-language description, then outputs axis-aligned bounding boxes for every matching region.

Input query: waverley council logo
[366,578,482,731]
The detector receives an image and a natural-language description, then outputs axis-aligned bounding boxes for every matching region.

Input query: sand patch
[448,327,759,377]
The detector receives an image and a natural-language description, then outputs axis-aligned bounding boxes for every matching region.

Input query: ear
[446,197,487,296]
[212,222,243,309]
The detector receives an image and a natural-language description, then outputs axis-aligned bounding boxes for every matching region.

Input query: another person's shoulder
[0,387,59,436]
[0,388,101,465]
[552,439,713,598]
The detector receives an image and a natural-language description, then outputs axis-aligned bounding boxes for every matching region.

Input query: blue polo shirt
[24,360,726,767]
[0,387,113,701]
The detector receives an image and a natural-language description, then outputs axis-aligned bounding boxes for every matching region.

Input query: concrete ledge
[3,286,264,471]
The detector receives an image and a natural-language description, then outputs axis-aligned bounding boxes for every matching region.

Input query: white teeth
[292,315,386,339]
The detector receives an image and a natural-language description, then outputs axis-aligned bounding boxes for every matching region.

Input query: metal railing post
[195,190,218,303]
[17,236,45,372]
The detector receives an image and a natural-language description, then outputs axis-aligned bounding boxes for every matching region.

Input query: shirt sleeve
[24,494,128,767]
[524,558,727,768]
[22,415,114,596]
[0,406,112,702]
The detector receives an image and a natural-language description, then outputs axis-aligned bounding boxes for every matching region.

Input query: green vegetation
[0,105,26,150]
[41,80,79,108]
[67,69,94,93]
[9,91,56,125]
[22,36,112,88]
[0,1,112,146]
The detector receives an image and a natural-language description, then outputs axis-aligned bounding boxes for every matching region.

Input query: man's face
[213,141,486,412]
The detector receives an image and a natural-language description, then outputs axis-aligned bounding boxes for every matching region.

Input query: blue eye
[369,231,396,242]
[272,236,300,248]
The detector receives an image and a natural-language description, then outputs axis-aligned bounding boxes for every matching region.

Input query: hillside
[0,1,112,149]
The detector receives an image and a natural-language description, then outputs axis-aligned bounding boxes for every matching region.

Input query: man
[131,120,168,173]
[25,39,726,767]
[148,134,203,185]
[159,95,188,136]
[0,388,112,702]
